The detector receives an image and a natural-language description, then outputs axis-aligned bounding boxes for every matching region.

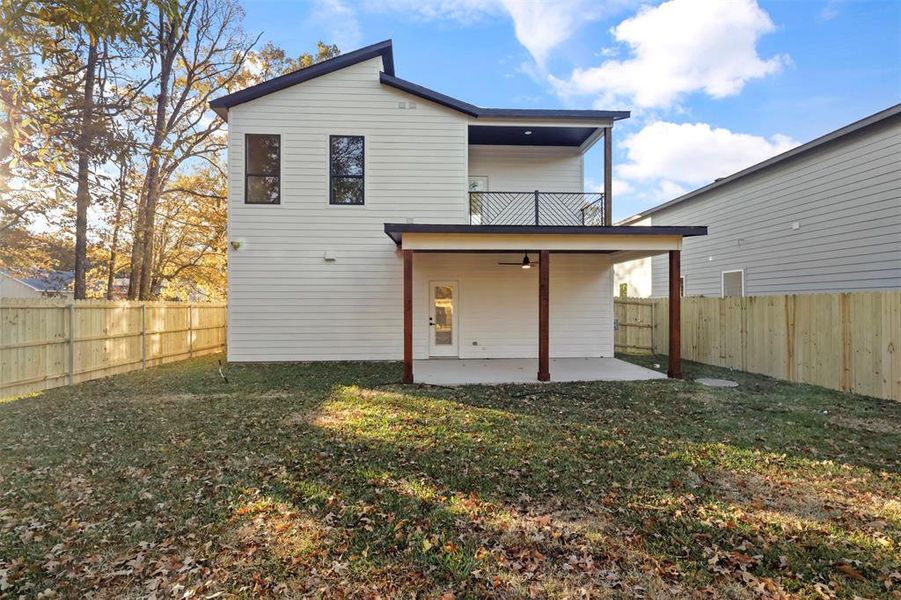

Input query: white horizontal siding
[226,57,612,362]
[413,253,613,359]
[468,145,584,192]
[227,57,470,361]
[641,116,901,297]
[0,274,40,298]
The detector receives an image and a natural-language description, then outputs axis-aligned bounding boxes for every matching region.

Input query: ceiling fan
[498,252,538,269]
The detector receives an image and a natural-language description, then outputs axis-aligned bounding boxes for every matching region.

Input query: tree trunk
[74,40,98,300]
[129,17,174,300]
[106,164,128,299]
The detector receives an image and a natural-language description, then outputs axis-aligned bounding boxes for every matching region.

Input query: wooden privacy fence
[615,292,900,401]
[0,299,227,399]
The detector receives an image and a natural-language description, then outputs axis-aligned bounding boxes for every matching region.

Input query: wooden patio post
[403,249,414,384]
[667,250,682,378]
[603,127,612,226]
[538,250,550,381]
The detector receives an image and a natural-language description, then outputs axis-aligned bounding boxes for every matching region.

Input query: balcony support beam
[403,249,414,384]
[604,127,612,226]
[667,250,682,379]
[538,250,550,382]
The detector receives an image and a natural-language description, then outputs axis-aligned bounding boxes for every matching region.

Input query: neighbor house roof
[0,269,74,292]
[21,270,74,292]
[620,103,901,224]
[210,40,630,123]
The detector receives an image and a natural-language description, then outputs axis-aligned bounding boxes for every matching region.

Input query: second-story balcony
[469,191,606,226]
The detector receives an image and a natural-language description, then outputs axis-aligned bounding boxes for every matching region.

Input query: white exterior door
[429,281,459,357]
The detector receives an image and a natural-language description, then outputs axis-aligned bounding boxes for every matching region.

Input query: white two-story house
[211,40,706,384]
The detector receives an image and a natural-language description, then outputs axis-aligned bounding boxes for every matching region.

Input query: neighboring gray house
[615,104,901,297]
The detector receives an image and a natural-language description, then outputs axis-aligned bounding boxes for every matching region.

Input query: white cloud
[550,0,787,109]
[619,121,797,186]
[367,0,625,67]
[366,0,499,23]
[613,121,797,214]
[498,0,611,66]
[311,0,363,50]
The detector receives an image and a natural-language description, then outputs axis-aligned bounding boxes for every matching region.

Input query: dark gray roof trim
[380,72,630,121]
[380,73,480,116]
[384,223,707,244]
[210,39,630,123]
[620,103,901,224]
[210,40,395,117]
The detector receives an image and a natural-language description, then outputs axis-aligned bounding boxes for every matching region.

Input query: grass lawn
[1,356,899,598]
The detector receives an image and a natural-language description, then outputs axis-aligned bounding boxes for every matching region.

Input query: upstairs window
[330,135,364,205]
[245,134,280,204]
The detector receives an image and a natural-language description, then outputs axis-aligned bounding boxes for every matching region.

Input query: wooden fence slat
[615,291,900,401]
[0,299,226,398]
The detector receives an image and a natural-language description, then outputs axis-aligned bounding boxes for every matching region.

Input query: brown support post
[402,249,414,384]
[603,127,612,226]
[538,250,550,382]
[667,250,682,378]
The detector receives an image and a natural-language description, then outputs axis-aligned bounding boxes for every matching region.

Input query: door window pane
[434,285,453,345]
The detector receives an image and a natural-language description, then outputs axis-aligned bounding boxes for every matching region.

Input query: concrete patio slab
[413,357,666,385]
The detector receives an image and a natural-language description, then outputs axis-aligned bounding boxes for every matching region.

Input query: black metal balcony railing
[469,191,605,226]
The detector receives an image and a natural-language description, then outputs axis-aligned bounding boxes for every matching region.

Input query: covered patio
[386,223,707,385]
[413,357,665,385]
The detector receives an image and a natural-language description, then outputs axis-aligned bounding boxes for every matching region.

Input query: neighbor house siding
[644,115,901,297]
[0,274,40,298]
[467,145,583,191]
[226,56,470,361]
[412,253,613,359]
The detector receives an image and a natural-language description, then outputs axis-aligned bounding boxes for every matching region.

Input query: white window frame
[721,269,745,298]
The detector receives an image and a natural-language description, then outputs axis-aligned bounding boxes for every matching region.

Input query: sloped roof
[620,103,901,224]
[210,40,630,123]
[21,270,74,292]
[210,40,395,119]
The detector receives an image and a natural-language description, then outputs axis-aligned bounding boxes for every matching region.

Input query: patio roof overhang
[391,223,706,386]
[384,223,707,259]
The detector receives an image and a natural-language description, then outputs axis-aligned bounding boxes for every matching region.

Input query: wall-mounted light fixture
[230,240,242,251]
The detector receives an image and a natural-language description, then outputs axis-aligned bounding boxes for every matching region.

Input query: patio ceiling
[469,125,598,147]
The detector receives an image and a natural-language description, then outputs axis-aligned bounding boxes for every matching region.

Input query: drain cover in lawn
[696,377,739,388]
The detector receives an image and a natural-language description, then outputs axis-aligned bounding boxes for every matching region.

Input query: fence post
[188,303,193,358]
[68,302,75,385]
[534,190,539,225]
[141,303,147,369]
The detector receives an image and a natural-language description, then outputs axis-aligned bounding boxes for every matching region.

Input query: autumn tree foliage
[0,0,338,299]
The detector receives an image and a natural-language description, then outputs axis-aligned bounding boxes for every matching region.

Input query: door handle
[428,317,435,326]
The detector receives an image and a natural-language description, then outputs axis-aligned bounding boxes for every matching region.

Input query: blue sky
[241,0,900,221]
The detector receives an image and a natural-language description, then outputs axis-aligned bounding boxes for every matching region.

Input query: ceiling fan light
[521,254,531,269]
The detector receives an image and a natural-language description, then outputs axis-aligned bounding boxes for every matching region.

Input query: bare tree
[128,0,255,299]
